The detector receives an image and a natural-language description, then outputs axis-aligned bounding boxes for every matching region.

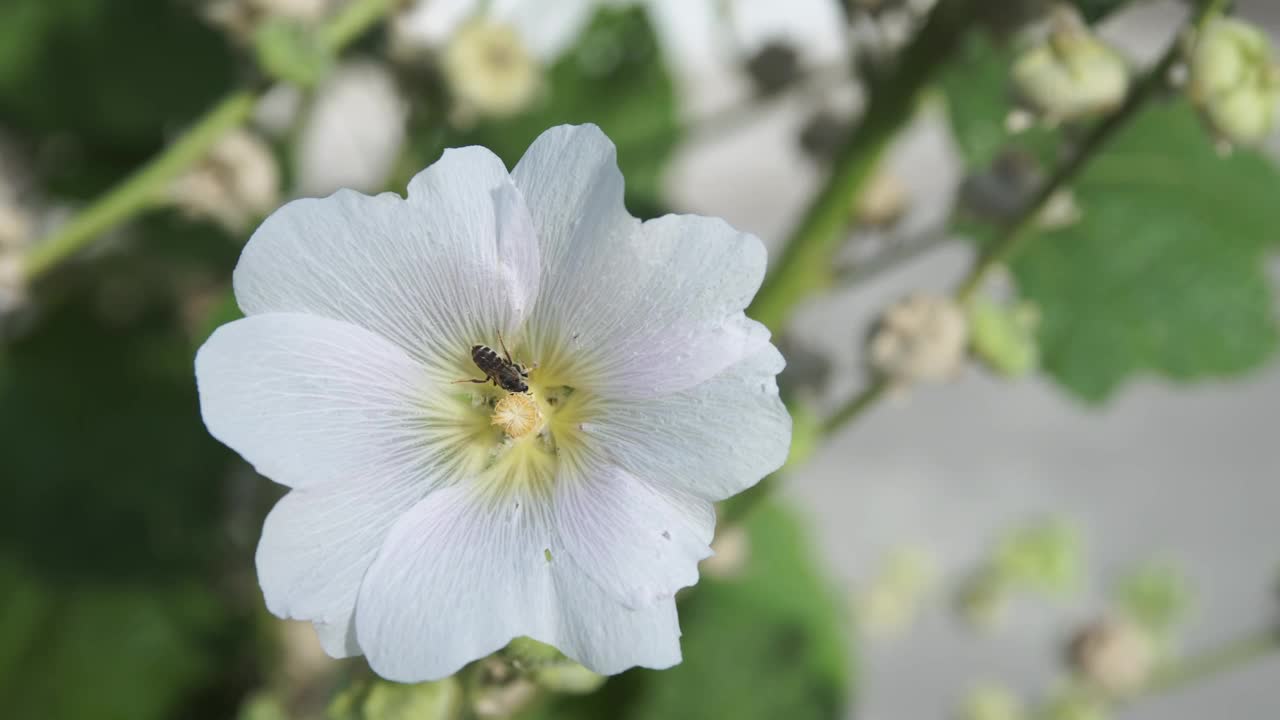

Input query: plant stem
[23,92,256,280]
[23,0,398,281]
[732,0,1229,525]
[747,0,980,333]
[1142,627,1280,696]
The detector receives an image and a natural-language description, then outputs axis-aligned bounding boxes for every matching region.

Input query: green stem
[1141,627,1280,696]
[318,0,396,53]
[24,0,398,281]
[747,0,980,333]
[733,0,1230,524]
[23,91,256,280]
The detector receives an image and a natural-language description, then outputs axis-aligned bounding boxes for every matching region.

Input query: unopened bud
[870,294,969,384]
[1189,17,1280,146]
[328,676,461,720]
[960,683,1024,720]
[170,129,280,233]
[1012,6,1129,121]
[967,296,1041,379]
[854,169,909,227]
[444,21,541,120]
[1068,617,1154,696]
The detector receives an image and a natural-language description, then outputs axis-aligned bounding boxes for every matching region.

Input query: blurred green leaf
[0,299,232,579]
[525,501,851,720]
[0,555,231,720]
[449,5,679,215]
[0,0,235,193]
[0,292,250,719]
[939,32,1059,170]
[1002,103,1280,401]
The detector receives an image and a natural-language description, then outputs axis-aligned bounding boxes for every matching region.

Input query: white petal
[492,0,596,60]
[295,61,408,198]
[195,313,444,489]
[355,484,681,682]
[513,125,769,399]
[586,344,791,501]
[256,476,428,628]
[555,457,713,609]
[314,617,361,658]
[395,0,480,49]
[235,145,539,371]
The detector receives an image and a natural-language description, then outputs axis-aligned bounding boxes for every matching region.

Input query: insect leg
[496,330,514,364]
[450,378,490,385]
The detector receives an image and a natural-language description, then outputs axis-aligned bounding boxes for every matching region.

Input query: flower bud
[1068,617,1154,696]
[531,662,606,694]
[1189,18,1280,146]
[960,683,1024,720]
[328,676,461,720]
[854,169,909,227]
[870,294,969,385]
[444,21,541,120]
[1012,6,1129,121]
[469,657,537,718]
[967,296,1040,378]
[170,129,280,233]
[1043,688,1109,720]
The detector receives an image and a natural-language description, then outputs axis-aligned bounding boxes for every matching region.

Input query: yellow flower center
[491,392,544,438]
[440,343,597,495]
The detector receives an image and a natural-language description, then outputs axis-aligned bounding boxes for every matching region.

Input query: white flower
[195,124,791,681]
[294,60,409,198]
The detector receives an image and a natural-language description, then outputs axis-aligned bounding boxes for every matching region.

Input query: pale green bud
[967,296,1041,379]
[1188,18,1280,145]
[503,636,568,668]
[960,683,1024,720]
[328,677,461,720]
[532,662,607,694]
[994,518,1081,596]
[1043,687,1110,720]
[1012,8,1128,121]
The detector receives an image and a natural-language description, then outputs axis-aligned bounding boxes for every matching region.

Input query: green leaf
[524,501,852,720]
[0,293,249,720]
[447,6,679,215]
[939,32,1058,170]
[1004,102,1280,401]
[0,555,231,720]
[0,0,234,154]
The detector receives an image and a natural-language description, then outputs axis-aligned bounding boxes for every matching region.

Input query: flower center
[491,392,544,438]
[441,343,597,495]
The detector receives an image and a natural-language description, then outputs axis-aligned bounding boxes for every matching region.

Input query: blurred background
[1,0,1277,719]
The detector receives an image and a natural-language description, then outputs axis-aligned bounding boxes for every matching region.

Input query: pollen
[491,391,544,439]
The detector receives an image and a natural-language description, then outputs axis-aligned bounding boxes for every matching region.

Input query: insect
[453,332,533,393]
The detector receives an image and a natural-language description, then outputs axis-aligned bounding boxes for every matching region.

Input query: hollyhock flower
[195,124,791,681]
